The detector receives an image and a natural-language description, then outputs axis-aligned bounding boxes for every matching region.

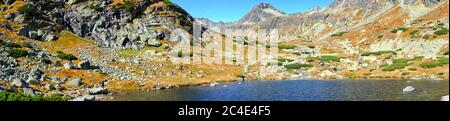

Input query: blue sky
[171,0,334,22]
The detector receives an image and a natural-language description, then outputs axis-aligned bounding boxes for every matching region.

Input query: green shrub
[277,57,294,63]
[409,30,419,35]
[361,51,396,56]
[408,67,417,71]
[0,90,69,101]
[284,63,313,69]
[420,57,449,69]
[318,56,341,62]
[56,51,77,60]
[331,31,347,37]
[306,57,316,62]
[278,44,297,50]
[381,58,412,71]
[434,27,448,35]
[6,48,28,58]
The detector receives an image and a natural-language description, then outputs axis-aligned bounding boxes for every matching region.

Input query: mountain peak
[236,3,286,25]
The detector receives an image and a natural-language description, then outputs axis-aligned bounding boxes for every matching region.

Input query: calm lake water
[111,80,449,101]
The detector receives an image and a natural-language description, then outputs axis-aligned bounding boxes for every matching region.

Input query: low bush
[284,63,313,69]
[56,51,77,60]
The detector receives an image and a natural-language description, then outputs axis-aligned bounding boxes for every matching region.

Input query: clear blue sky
[171,0,334,22]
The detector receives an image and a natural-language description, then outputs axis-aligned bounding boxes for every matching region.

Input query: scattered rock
[78,60,91,70]
[402,86,415,93]
[441,95,449,101]
[23,88,35,96]
[64,61,74,69]
[66,77,82,86]
[12,78,28,87]
[70,95,96,101]
[88,87,108,95]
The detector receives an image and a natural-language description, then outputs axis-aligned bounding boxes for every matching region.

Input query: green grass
[382,58,413,71]
[0,91,69,101]
[420,57,449,69]
[318,56,341,62]
[284,63,313,69]
[361,51,396,56]
[434,27,448,35]
[6,48,28,58]
[56,51,77,60]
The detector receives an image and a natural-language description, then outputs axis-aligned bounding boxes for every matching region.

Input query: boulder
[78,60,91,70]
[66,77,82,86]
[23,88,35,96]
[64,61,74,69]
[88,87,108,95]
[12,78,28,87]
[442,95,449,101]
[70,95,96,101]
[0,86,4,91]
[402,86,415,93]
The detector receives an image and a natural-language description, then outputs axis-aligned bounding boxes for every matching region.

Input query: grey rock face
[66,77,82,86]
[15,0,194,49]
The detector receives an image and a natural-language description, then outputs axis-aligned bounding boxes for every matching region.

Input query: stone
[23,88,35,96]
[88,87,108,95]
[45,84,56,91]
[70,95,96,101]
[0,86,4,91]
[12,78,28,87]
[55,84,64,91]
[44,34,59,41]
[78,60,91,70]
[441,95,449,101]
[64,61,74,69]
[66,77,82,86]
[402,86,415,93]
